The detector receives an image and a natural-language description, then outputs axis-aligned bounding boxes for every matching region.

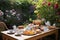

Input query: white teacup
[44,26,49,32]
[9,29,14,33]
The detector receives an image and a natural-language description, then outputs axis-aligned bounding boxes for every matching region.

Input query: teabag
[45,21,51,26]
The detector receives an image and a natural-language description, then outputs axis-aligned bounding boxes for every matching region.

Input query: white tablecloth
[1,30,51,40]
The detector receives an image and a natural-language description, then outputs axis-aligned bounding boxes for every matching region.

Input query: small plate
[15,34,21,36]
[7,32,14,34]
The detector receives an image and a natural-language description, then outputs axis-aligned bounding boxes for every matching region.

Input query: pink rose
[54,3,59,9]
[0,10,4,16]
[48,2,51,6]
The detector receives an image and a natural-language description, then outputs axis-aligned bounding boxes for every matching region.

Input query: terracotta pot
[33,20,42,26]
[18,25,24,29]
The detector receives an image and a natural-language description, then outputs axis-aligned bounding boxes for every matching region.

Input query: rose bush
[34,0,60,26]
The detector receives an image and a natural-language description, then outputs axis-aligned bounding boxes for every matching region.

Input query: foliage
[0,0,60,27]
[0,0,37,27]
[34,0,60,26]
[0,0,12,11]
[19,1,37,22]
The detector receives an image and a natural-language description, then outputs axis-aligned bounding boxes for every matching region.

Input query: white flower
[16,14,20,17]
[1,12,4,15]
[7,15,11,18]
[12,12,16,16]
[5,10,9,12]
[10,9,15,13]
[4,19,7,21]
[10,10,13,13]
[0,10,4,16]
[17,17,20,20]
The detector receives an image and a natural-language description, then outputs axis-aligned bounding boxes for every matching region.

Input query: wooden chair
[0,22,8,40]
[0,22,8,31]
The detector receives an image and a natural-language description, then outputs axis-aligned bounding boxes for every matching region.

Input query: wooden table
[1,29,58,40]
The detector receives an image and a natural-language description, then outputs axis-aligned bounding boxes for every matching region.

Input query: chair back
[0,22,8,32]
